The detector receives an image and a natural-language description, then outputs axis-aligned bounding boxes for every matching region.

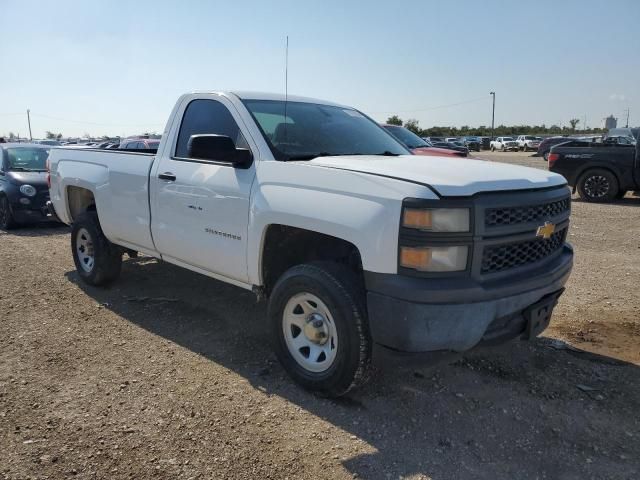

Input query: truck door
[150,96,256,284]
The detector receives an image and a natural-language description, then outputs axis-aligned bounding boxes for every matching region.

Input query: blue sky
[1,0,638,138]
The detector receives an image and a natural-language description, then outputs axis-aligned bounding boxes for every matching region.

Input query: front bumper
[365,244,573,354]
[10,195,58,224]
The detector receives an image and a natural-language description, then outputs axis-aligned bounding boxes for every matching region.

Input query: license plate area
[523,288,565,339]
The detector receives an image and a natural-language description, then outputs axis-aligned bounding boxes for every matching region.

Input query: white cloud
[609,93,626,101]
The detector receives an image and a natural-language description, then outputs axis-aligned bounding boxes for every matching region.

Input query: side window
[175,99,248,159]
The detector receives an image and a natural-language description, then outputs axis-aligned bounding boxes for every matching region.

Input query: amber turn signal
[400,247,432,270]
[402,209,433,229]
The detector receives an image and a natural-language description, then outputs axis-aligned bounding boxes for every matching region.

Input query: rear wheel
[490,145,495,152]
[0,196,16,230]
[71,211,122,286]
[268,262,371,397]
[543,151,550,161]
[577,169,619,203]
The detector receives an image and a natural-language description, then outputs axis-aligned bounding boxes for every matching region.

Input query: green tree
[386,115,403,126]
[9,132,15,140]
[569,118,580,131]
[45,131,55,139]
[56,133,63,140]
[404,118,420,134]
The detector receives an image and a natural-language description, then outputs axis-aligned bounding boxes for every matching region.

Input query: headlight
[20,185,37,197]
[400,245,468,272]
[402,208,470,232]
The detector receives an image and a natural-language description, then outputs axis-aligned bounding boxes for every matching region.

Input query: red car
[382,124,467,157]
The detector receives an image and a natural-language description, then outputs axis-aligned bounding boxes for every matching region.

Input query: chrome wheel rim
[76,228,95,273]
[282,292,338,373]
[584,175,609,198]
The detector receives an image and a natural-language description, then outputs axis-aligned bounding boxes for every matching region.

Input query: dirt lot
[1,152,639,480]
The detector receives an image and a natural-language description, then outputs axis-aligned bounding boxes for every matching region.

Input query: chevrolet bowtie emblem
[536,221,556,240]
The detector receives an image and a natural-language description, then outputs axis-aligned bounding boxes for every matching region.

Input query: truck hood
[307,155,566,197]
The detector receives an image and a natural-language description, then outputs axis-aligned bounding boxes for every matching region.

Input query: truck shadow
[0,223,70,237]
[65,258,640,479]
[571,196,640,207]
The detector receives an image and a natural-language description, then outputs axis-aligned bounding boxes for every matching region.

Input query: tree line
[386,115,604,137]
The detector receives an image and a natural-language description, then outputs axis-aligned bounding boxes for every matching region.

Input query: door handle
[158,172,176,181]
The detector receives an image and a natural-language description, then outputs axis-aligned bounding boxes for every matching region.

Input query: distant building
[603,115,617,130]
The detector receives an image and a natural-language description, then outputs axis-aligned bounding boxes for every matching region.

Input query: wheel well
[67,186,96,222]
[261,225,363,295]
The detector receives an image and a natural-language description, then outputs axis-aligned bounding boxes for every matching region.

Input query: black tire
[71,211,122,286]
[0,195,16,230]
[501,145,506,152]
[577,168,619,203]
[490,146,495,152]
[543,151,550,161]
[268,262,371,397]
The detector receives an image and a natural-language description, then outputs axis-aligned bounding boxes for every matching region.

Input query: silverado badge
[536,221,556,240]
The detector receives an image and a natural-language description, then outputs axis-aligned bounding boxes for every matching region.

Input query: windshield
[503,137,515,141]
[5,147,50,171]
[383,125,429,149]
[242,100,409,160]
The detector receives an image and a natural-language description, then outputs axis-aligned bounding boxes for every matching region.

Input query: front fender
[246,162,436,285]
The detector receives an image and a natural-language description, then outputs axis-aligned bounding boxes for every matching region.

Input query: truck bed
[49,147,157,253]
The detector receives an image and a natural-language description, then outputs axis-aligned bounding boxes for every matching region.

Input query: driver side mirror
[187,134,252,167]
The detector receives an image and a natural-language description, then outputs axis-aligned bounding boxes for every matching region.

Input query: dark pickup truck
[548,138,640,202]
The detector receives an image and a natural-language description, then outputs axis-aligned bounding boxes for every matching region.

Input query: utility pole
[26,109,32,141]
[624,109,630,128]
[489,92,495,139]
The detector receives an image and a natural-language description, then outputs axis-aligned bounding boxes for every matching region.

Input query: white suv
[490,136,519,152]
[516,135,542,152]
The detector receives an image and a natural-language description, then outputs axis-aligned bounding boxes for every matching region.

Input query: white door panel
[152,160,253,282]
[150,95,256,283]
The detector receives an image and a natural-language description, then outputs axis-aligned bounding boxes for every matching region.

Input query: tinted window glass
[176,99,247,158]
[243,100,408,160]
[6,147,50,171]
[383,125,428,148]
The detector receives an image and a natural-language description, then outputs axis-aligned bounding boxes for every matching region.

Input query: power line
[369,95,490,114]
[28,112,164,127]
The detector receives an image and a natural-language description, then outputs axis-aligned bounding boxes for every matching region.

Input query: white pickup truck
[48,92,573,396]
[516,135,542,152]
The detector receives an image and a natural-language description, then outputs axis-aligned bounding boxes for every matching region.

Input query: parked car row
[382,126,468,157]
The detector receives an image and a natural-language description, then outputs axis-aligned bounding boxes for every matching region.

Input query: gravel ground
[1,152,639,479]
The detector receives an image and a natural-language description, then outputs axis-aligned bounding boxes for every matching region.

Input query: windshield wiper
[287,151,400,161]
[372,151,400,156]
[287,152,332,161]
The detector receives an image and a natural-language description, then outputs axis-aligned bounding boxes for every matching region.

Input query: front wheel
[0,196,16,230]
[71,211,123,286]
[268,263,371,397]
[501,145,506,152]
[490,145,495,152]
[577,169,619,203]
